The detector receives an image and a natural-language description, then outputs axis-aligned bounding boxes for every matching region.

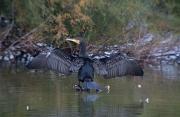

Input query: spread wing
[27,49,82,75]
[93,53,144,78]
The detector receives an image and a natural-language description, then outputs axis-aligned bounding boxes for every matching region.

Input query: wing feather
[93,60,108,75]
[94,53,144,78]
[27,49,72,75]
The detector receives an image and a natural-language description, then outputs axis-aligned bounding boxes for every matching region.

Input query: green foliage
[0,0,12,16]
[13,0,51,28]
[84,0,152,43]
[1,0,180,45]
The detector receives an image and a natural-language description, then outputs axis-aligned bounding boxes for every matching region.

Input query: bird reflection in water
[77,93,145,117]
[78,94,99,117]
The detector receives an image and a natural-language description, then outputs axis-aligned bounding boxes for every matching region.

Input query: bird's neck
[82,58,93,65]
[79,41,87,57]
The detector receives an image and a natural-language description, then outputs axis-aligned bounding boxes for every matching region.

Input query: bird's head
[66,37,87,57]
[66,38,80,45]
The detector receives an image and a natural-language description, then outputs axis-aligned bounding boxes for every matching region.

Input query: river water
[0,64,180,117]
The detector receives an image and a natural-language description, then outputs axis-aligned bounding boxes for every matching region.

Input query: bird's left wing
[27,49,73,75]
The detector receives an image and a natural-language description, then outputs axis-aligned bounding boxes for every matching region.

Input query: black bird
[27,38,143,92]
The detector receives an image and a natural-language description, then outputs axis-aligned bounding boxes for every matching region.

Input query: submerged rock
[3,56,9,61]
[0,55,2,60]
[0,42,54,66]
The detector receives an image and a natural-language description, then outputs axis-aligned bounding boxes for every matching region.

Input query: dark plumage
[27,38,143,92]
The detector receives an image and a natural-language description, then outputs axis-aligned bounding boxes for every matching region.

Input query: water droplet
[145,98,149,103]
[138,84,142,88]
[26,105,29,110]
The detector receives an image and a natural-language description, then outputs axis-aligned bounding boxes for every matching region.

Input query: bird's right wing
[27,49,73,75]
[93,60,108,75]
[93,53,144,78]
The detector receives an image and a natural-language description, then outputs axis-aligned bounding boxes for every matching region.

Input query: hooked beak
[66,38,80,44]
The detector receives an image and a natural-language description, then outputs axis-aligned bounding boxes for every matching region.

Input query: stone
[10,47,16,51]
[126,21,135,30]
[88,53,93,56]
[144,33,154,41]
[161,60,168,64]
[15,45,21,49]
[164,50,176,55]
[36,43,44,47]
[176,53,180,57]
[160,38,171,44]
[169,55,177,60]
[4,51,8,54]
[9,54,14,59]
[164,56,171,61]
[151,53,162,57]
[23,54,27,58]
[114,45,118,47]
[104,51,111,55]
[15,51,21,56]
[173,46,178,51]
[4,56,9,61]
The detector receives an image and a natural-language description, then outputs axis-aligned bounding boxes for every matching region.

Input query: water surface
[0,64,180,117]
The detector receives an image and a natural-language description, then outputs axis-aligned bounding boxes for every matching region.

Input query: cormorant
[27,38,143,92]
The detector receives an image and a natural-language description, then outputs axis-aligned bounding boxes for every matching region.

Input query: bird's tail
[82,81,101,91]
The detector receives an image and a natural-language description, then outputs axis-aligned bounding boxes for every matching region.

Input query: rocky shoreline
[1,33,180,68]
[136,33,180,65]
[0,42,54,67]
